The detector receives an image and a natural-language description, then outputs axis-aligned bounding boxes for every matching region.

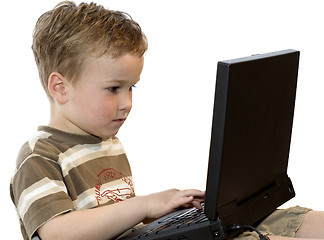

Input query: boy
[10,1,204,240]
[10,1,324,240]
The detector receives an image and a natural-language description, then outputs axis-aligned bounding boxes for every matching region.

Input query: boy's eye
[108,87,119,93]
[107,84,136,93]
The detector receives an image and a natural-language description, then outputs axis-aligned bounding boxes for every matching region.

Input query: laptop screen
[204,50,299,228]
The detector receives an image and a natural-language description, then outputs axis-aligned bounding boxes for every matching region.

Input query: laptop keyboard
[136,203,208,239]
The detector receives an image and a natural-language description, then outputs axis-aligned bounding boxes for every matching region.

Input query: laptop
[120,49,300,240]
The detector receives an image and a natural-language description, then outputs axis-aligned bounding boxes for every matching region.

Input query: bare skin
[38,189,205,240]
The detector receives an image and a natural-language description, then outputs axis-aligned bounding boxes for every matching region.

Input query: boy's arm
[38,189,205,240]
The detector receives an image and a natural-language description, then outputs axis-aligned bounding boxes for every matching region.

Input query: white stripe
[28,131,52,150]
[72,189,97,210]
[58,139,125,176]
[98,179,134,204]
[18,178,68,219]
[73,177,134,210]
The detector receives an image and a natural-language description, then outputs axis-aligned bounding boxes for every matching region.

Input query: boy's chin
[99,129,120,140]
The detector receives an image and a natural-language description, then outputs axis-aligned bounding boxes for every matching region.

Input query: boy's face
[60,54,144,140]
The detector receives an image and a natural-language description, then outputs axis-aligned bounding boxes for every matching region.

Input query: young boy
[10,2,204,240]
[10,1,324,240]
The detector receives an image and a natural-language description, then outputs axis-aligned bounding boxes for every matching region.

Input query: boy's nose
[120,91,132,112]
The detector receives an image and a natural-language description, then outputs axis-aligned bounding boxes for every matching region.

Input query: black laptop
[120,49,300,240]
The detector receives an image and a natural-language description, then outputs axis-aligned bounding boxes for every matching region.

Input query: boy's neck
[48,102,89,136]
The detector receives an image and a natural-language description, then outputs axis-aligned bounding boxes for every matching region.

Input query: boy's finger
[191,199,203,209]
[179,189,205,198]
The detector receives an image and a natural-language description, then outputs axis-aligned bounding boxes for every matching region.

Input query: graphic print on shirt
[95,168,134,205]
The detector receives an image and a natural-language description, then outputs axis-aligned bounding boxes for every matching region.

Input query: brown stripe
[24,192,73,238]
[12,156,63,204]
[15,142,33,167]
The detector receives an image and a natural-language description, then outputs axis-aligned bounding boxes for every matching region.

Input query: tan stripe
[17,178,67,219]
[73,177,134,210]
[97,178,135,204]
[72,188,97,210]
[28,131,52,151]
[58,139,125,176]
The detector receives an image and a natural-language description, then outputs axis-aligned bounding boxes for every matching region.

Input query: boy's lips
[113,118,126,124]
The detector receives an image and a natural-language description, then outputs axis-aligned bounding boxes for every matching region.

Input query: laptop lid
[204,49,299,229]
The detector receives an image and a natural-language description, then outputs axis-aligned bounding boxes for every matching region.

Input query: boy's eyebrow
[103,79,140,84]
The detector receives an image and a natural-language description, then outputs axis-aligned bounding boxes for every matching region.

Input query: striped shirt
[10,126,134,240]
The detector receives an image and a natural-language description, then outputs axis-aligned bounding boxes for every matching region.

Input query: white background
[1,0,323,238]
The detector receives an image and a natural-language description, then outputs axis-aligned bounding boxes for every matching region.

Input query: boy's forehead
[81,54,144,82]
[85,54,143,68]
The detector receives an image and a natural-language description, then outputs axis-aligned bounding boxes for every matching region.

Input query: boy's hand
[38,188,205,240]
[143,189,205,219]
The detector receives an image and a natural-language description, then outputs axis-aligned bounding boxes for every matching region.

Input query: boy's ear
[48,72,69,104]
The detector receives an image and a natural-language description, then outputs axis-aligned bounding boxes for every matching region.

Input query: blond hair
[32,1,147,99]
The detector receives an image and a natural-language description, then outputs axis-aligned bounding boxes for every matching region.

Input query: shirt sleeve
[11,154,74,239]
